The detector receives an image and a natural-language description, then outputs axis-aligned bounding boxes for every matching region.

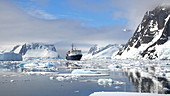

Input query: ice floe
[89,92,169,96]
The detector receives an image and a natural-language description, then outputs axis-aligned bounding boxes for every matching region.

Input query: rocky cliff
[115,6,170,59]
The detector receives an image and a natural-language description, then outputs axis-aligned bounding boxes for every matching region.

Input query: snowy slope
[0,46,14,53]
[12,43,60,59]
[154,40,170,59]
[83,44,124,59]
[115,6,170,60]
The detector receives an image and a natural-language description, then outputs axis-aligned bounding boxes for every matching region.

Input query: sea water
[0,60,136,96]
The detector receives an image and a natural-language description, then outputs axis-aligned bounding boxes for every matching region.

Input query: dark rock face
[11,45,20,52]
[88,44,98,55]
[117,6,170,59]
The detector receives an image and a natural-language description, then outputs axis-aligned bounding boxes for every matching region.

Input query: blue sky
[14,0,128,27]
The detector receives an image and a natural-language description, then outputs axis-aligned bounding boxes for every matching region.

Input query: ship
[66,44,82,60]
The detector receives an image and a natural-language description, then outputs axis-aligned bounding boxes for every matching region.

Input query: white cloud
[0,0,130,55]
[27,9,57,20]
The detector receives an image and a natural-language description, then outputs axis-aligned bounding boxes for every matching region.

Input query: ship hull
[66,54,82,60]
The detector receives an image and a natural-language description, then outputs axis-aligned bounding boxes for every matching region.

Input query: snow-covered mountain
[115,6,170,60]
[12,43,60,59]
[83,44,124,59]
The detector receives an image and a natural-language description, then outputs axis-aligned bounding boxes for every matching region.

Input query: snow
[24,49,59,58]
[89,92,168,96]
[155,40,170,59]
[149,20,158,31]
[137,25,142,32]
[13,45,22,53]
[11,43,60,59]
[83,44,123,59]
[0,45,14,53]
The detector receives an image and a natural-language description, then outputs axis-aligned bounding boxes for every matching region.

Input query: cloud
[113,0,170,30]
[27,9,57,20]
[0,0,129,50]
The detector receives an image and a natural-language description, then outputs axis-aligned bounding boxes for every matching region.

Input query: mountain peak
[115,6,170,60]
[83,44,124,59]
[12,43,60,59]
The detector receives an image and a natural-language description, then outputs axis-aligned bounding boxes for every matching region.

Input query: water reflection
[127,72,170,94]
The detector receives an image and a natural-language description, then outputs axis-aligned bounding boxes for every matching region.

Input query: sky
[0,0,170,57]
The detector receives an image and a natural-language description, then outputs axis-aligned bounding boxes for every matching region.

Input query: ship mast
[72,44,74,51]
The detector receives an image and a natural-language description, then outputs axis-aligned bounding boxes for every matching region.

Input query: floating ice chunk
[19,62,30,68]
[108,64,121,70]
[107,79,113,83]
[115,86,121,89]
[89,92,167,96]
[3,75,7,77]
[10,75,17,77]
[49,76,54,80]
[71,75,79,80]
[71,69,100,74]
[56,76,64,81]
[10,80,14,83]
[113,80,126,85]
[45,63,54,68]
[22,62,39,69]
[26,72,55,75]
[97,79,113,86]
[65,76,72,80]
[74,90,79,93]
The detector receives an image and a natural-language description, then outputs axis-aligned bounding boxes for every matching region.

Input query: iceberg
[0,52,22,61]
[56,76,65,81]
[97,79,113,86]
[71,69,100,74]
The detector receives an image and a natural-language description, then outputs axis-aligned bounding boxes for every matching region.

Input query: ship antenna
[72,44,74,50]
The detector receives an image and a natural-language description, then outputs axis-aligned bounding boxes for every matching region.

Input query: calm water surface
[0,70,136,96]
